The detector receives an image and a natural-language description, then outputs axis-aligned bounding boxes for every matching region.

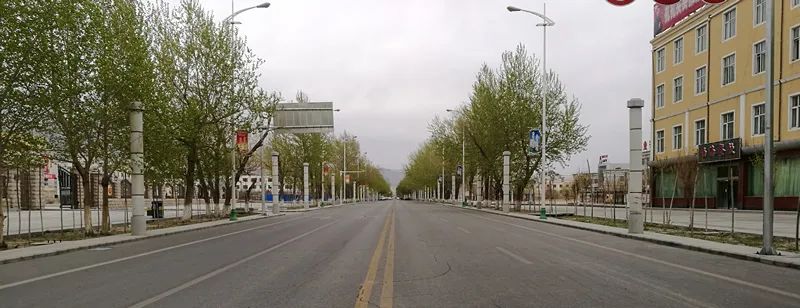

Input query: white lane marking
[469,213,800,301]
[438,217,449,223]
[457,226,471,234]
[129,221,336,308]
[495,247,533,265]
[0,215,309,291]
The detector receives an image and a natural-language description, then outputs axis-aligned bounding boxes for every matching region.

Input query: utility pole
[761,0,777,255]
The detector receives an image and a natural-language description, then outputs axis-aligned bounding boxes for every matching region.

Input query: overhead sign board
[274,102,334,134]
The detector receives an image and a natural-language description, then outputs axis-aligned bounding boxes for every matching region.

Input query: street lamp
[223,1,270,219]
[447,109,466,206]
[508,4,555,212]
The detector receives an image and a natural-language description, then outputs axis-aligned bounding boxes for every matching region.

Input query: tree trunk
[689,171,698,234]
[0,171,7,248]
[212,177,221,216]
[222,178,231,215]
[183,148,197,220]
[667,169,678,225]
[100,174,111,234]
[79,170,94,235]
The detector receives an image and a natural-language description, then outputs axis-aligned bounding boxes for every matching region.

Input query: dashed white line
[495,247,532,265]
[130,221,336,308]
[438,217,449,223]
[457,226,471,234]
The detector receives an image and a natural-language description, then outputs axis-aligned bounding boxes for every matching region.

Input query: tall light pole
[223,1,270,218]
[508,4,555,212]
[447,109,466,205]
[761,0,777,255]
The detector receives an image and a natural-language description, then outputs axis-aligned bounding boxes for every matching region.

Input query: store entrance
[716,165,739,209]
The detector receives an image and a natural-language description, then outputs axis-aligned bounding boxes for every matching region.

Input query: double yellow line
[355,208,396,308]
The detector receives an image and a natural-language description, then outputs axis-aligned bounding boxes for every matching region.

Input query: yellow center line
[379,210,396,308]
[355,208,392,308]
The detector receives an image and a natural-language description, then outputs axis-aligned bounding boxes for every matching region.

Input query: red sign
[236,130,248,152]
[607,0,635,5]
[323,164,330,176]
[654,0,705,36]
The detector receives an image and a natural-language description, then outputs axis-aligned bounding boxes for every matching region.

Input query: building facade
[650,0,800,210]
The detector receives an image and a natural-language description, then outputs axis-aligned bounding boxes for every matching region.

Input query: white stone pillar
[502,151,510,212]
[271,152,280,214]
[130,101,146,235]
[627,98,644,234]
[303,163,309,209]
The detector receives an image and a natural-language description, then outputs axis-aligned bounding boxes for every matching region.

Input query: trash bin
[150,200,164,218]
[539,207,547,220]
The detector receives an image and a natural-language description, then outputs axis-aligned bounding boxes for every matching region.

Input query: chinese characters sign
[698,138,740,163]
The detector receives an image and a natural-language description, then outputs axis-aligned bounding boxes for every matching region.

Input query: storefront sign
[698,138,740,163]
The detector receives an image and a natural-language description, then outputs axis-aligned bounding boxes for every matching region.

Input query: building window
[754,0,766,25]
[792,26,800,61]
[673,76,683,102]
[722,111,735,140]
[656,84,664,108]
[795,0,800,8]
[696,25,707,53]
[655,48,665,72]
[674,38,683,64]
[695,119,706,146]
[695,66,706,94]
[723,54,736,85]
[754,41,766,74]
[656,130,665,153]
[753,103,766,135]
[723,8,736,40]
[790,94,800,129]
[672,125,683,150]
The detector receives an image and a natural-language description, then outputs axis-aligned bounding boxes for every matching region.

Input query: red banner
[654,0,705,36]
[236,130,248,152]
[345,174,351,184]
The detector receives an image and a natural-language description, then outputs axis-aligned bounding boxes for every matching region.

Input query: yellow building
[650,0,800,210]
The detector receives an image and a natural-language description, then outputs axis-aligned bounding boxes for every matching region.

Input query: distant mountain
[379,168,404,193]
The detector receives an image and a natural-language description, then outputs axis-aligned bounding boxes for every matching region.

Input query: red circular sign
[703,0,726,3]
[607,0,634,5]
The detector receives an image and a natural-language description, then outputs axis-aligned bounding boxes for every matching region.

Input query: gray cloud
[184,0,654,172]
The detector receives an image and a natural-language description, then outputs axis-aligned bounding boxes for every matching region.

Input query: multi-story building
[650,0,800,210]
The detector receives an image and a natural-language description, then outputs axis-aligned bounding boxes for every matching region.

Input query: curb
[443,203,800,270]
[0,214,285,265]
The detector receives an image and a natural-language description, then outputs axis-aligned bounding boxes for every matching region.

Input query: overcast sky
[183,0,655,172]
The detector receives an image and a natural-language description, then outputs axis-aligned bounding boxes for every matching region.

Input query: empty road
[1,201,799,307]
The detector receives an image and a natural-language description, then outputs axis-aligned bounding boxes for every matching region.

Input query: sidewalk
[0,213,284,264]
[460,201,799,238]
[438,202,800,270]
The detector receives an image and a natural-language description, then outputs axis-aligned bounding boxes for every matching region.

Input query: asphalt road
[1,200,799,307]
